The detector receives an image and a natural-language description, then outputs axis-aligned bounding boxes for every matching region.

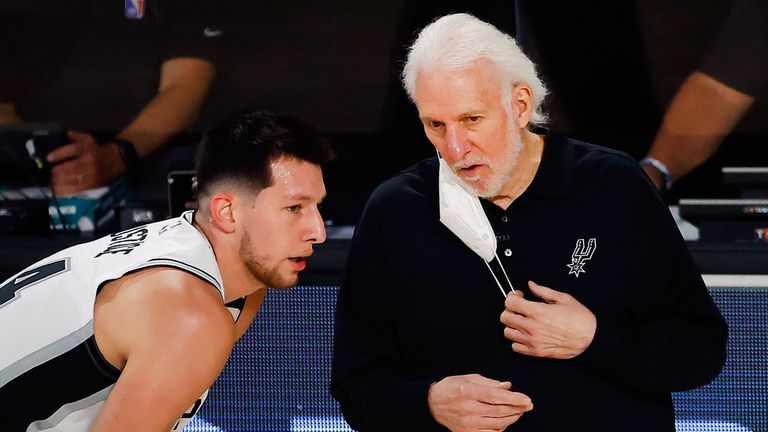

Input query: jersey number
[0,258,70,308]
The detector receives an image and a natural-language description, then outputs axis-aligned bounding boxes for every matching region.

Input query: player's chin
[268,268,301,290]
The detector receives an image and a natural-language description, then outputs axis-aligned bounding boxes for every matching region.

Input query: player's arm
[116,57,215,159]
[644,72,754,188]
[46,58,214,195]
[234,289,267,341]
[92,267,235,432]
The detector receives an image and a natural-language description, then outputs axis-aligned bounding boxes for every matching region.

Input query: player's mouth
[288,254,311,271]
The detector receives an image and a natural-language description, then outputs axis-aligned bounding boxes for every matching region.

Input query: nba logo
[125,0,145,19]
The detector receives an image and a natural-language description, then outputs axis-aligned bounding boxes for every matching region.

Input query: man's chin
[247,267,300,290]
[464,180,495,198]
[267,273,300,290]
[470,176,506,198]
[456,176,483,194]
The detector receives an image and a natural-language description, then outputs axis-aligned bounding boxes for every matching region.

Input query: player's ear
[209,193,236,233]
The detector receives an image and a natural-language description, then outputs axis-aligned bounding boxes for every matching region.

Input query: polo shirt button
[504,248,512,257]
[501,216,508,222]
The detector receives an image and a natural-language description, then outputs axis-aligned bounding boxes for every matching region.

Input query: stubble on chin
[458,134,523,198]
[240,232,298,290]
[245,260,297,290]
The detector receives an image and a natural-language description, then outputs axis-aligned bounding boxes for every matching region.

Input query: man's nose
[444,125,470,161]
[304,209,327,244]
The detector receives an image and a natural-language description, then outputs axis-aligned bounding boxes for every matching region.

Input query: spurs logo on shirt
[567,238,596,278]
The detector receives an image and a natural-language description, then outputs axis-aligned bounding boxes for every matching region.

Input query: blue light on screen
[188,286,768,432]
[672,288,768,432]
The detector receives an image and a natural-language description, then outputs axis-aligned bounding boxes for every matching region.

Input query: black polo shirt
[332,133,727,431]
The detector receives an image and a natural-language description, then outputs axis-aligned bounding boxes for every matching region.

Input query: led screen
[188,286,768,432]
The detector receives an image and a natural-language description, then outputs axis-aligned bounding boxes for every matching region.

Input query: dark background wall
[3,0,767,223]
[199,0,767,133]
[193,0,767,217]
[199,0,404,133]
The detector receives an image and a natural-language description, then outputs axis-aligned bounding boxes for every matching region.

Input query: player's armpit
[234,289,267,341]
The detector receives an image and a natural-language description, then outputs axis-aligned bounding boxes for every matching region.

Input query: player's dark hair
[196,110,334,197]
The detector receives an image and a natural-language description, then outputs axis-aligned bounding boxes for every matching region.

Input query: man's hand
[428,374,533,432]
[47,130,126,195]
[500,281,596,359]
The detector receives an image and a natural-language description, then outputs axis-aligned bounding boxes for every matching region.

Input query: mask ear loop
[484,260,507,297]
[484,253,515,297]
[494,253,516,295]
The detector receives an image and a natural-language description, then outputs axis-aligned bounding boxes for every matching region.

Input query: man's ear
[510,83,533,129]
[209,193,237,233]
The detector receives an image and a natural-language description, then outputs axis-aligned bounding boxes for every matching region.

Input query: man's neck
[489,130,544,210]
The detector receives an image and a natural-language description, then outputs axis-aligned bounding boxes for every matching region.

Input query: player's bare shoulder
[90,268,236,431]
[94,267,236,371]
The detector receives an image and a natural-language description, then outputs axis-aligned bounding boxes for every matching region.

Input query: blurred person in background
[0,0,220,197]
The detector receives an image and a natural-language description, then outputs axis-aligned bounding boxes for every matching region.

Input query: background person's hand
[500,281,596,359]
[428,373,533,432]
[47,130,126,195]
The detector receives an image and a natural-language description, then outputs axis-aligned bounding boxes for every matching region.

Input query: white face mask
[438,156,497,261]
[438,156,515,296]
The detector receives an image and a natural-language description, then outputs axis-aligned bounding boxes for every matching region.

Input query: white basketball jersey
[0,211,235,431]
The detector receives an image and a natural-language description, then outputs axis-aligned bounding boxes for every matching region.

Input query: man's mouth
[457,164,483,180]
[288,255,310,271]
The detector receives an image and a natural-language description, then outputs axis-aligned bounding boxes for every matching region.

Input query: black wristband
[113,138,140,174]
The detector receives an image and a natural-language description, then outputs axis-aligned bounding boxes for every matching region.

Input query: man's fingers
[503,291,535,316]
[528,281,562,304]
[511,342,535,356]
[49,130,97,163]
[469,383,532,408]
[66,129,91,142]
[487,390,533,409]
[503,325,530,344]
[463,374,508,388]
[47,143,81,164]
[477,413,524,431]
[429,375,532,432]
[500,309,531,331]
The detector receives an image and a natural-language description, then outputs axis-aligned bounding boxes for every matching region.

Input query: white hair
[402,13,548,126]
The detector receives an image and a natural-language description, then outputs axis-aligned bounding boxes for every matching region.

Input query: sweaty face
[238,157,326,289]
[415,60,523,197]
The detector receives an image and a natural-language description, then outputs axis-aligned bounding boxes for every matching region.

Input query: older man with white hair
[331,13,727,432]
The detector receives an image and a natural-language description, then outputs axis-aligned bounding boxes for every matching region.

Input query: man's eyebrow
[420,111,483,123]
[459,110,485,118]
[284,193,327,203]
